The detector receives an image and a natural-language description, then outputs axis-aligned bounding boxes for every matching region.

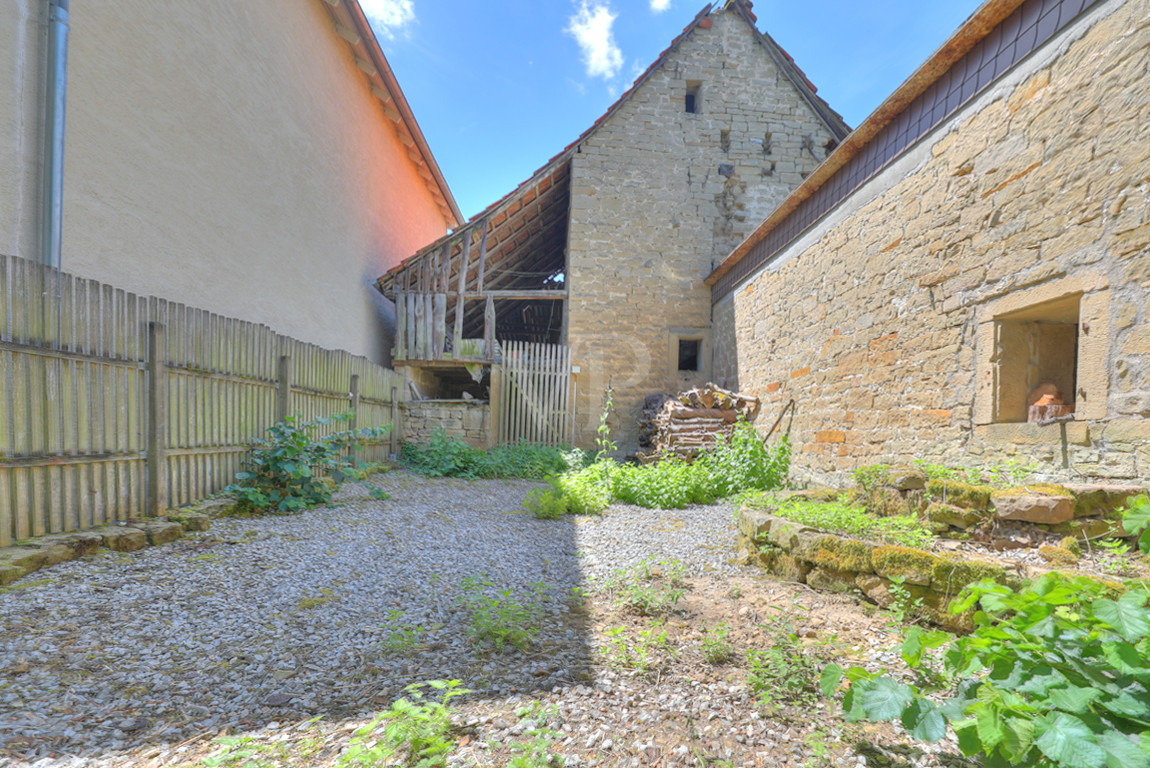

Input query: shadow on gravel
[0,474,595,762]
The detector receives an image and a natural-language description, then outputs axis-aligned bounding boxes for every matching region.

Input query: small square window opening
[678,338,701,372]
[685,81,702,114]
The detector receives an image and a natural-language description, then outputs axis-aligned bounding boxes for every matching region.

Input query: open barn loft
[376,156,572,367]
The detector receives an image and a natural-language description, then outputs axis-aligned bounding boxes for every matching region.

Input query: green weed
[337,680,469,767]
[747,615,827,712]
[458,576,550,651]
[746,495,935,548]
[380,609,425,656]
[700,621,736,665]
[601,621,675,674]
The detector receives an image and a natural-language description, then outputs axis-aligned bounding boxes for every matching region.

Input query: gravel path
[0,472,746,764]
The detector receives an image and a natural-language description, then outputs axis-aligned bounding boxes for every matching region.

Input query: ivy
[822,573,1150,768]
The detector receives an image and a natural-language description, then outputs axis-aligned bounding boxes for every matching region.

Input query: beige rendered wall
[716,0,1150,485]
[8,0,449,363]
[0,3,43,262]
[566,8,838,452]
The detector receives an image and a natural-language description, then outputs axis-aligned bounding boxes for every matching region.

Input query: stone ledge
[0,515,211,588]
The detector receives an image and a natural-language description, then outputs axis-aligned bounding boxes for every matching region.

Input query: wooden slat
[0,254,406,544]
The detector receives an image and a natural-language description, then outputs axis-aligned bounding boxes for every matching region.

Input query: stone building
[377,0,849,450]
[1,0,460,363]
[709,0,1149,483]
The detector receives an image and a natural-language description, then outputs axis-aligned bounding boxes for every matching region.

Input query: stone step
[991,495,1074,524]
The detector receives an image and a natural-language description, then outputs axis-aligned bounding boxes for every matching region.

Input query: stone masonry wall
[715,0,1150,485]
[401,401,490,449]
[566,7,839,453]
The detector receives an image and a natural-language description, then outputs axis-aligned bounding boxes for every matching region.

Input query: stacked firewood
[636,383,761,463]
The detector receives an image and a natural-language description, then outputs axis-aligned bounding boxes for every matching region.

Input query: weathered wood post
[276,355,292,422]
[146,322,169,516]
[390,385,400,457]
[488,365,503,449]
[348,374,360,429]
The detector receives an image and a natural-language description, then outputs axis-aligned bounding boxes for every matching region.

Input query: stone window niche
[974,273,1110,427]
[670,328,710,378]
[685,81,702,114]
[992,295,1079,423]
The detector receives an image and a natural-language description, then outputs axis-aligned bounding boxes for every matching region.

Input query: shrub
[522,487,567,519]
[823,573,1150,768]
[401,430,581,480]
[695,421,792,497]
[224,414,388,514]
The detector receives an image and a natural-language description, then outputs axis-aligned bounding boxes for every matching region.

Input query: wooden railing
[0,254,403,546]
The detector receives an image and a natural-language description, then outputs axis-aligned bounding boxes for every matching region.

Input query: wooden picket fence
[499,341,572,446]
[0,254,403,547]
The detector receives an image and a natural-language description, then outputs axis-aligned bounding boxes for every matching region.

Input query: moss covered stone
[1046,518,1126,539]
[758,549,811,583]
[1038,545,1080,565]
[886,465,926,491]
[994,483,1074,498]
[872,546,940,586]
[1058,536,1082,557]
[807,567,859,594]
[925,502,986,529]
[931,555,1009,597]
[766,518,818,550]
[793,533,874,573]
[926,480,993,511]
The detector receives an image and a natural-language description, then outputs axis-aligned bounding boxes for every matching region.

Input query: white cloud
[359,0,415,40]
[566,1,624,81]
[650,0,671,12]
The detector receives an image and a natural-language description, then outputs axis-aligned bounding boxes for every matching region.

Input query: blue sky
[360,0,984,221]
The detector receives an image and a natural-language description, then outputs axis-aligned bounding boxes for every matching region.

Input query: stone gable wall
[715,0,1150,485]
[566,8,839,452]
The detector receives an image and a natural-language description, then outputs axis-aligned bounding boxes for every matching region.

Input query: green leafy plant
[380,609,425,656]
[369,488,392,501]
[700,621,736,665]
[595,387,618,459]
[695,421,791,498]
[823,573,1150,768]
[400,430,579,480]
[522,487,568,519]
[1120,493,1150,554]
[458,576,550,651]
[887,575,926,626]
[601,621,674,674]
[225,414,388,514]
[746,495,935,548]
[747,614,827,712]
[603,559,688,616]
[337,680,469,768]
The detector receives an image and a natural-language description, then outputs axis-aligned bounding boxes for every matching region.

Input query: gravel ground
[0,472,959,768]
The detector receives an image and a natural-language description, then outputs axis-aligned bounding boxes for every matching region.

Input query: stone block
[1065,483,1147,518]
[141,521,185,546]
[887,466,926,491]
[793,532,874,573]
[0,566,27,586]
[926,502,985,529]
[765,519,817,550]
[0,547,48,571]
[991,494,1074,524]
[168,512,211,532]
[925,480,993,511]
[931,556,1010,598]
[807,567,859,594]
[737,508,775,543]
[871,546,940,586]
[96,526,149,552]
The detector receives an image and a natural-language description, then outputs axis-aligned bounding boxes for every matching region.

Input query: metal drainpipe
[41,0,69,270]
